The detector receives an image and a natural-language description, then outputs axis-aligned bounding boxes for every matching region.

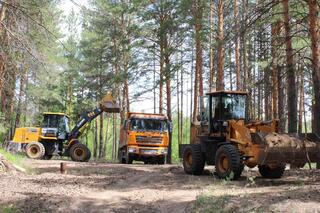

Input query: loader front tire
[26,142,45,159]
[215,144,244,180]
[258,163,286,179]
[70,143,91,162]
[183,144,205,175]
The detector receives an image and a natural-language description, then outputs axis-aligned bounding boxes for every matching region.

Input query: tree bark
[164,35,172,164]
[308,0,320,135]
[93,119,98,159]
[282,0,297,133]
[271,20,281,119]
[209,0,215,90]
[234,0,241,90]
[102,115,110,159]
[99,113,104,158]
[216,0,225,90]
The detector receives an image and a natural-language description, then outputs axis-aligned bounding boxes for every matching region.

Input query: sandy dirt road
[1,159,320,212]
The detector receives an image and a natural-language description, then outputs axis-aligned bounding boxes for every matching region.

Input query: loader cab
[42,112,70,140]
[200,91,247,134]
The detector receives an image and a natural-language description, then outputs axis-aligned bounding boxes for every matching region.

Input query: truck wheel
[118,149,126,164]
[26,142,45,159]
[215,144,244,180]
[157,156,165,165]
[70,143,91,162]
[183,144,205,175]
[43,143,55,160]
[258,163,286,179]
[126,153,133,164]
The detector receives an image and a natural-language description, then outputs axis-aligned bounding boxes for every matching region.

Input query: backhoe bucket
[252,133,320,165]
[100,93,120,113]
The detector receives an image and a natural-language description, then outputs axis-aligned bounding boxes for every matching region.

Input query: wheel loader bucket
[100,93,120,113]
[252,133,320,165]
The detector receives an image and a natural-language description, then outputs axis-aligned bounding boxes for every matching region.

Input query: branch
[0,20,43,64]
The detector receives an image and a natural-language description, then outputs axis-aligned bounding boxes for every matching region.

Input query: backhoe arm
[68,93,120,141]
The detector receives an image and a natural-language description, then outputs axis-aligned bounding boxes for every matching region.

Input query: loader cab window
[43,114,70,133]
[221,94,246,120]
[199,96,209,125]
[212,96,220,120]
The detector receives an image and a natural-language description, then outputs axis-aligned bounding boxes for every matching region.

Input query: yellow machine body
[12,127,41,143]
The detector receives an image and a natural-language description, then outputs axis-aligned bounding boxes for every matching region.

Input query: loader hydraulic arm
[69,107,104,140]
[68,93,120,141]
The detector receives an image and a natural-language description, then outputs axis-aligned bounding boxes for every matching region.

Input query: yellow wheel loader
[7,94,120,162]
[180,91,320,179]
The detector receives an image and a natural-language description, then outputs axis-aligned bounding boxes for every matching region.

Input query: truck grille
[136,136,163,144]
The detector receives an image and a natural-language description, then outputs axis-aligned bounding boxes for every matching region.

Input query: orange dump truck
[118,112,170,164]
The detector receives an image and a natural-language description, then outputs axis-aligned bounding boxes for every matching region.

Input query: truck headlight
[128,147,137,153]
[222,121,228,127]
[159,148,168,154]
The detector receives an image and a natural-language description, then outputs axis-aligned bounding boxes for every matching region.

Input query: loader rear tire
[215,144,244,180]
[258,163,286,179]
[26,142,45,159]
[70,143,91,162]
[183,144,205,175]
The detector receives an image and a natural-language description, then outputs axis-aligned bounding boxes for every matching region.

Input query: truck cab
[118,112,170,164]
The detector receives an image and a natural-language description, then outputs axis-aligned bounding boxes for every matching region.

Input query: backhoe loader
[6,94,120,162]
[180,90,320,179]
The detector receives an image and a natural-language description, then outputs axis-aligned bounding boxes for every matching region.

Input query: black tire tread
[258,163,286,179]
[215,144,244,180]
[183,144,205,175]
[70,143,91,162]
[26,142,45,159]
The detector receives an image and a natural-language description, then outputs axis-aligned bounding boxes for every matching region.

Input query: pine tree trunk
[15,65,28,129]
[234,0,241,90]
[153,45,157,114]
[93,119,98,159]
[282,0,297,133]
[229,48,233,90]
[159,41,164,114]
[102,115,110,159]
[180,50,184,144]
[271,20,281,119]
[216,0,225,90]
[298,73,304,133]
[308,0,320,135]
[209,0,215,90]
[99,113,104,158]
[164,35,172,164]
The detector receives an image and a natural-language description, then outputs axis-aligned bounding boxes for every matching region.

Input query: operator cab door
[210,94,222,134]
[198,96,210,135]
[42,114,70,140]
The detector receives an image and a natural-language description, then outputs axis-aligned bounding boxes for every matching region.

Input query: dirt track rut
[1,159,320,212]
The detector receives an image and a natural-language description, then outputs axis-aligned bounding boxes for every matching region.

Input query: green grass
[0,148,31,173]
[0,206,18,213]
[193,194,232,213]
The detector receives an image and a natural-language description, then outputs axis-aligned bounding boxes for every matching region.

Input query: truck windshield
[130,119,168,132]
[221,94,246,120]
